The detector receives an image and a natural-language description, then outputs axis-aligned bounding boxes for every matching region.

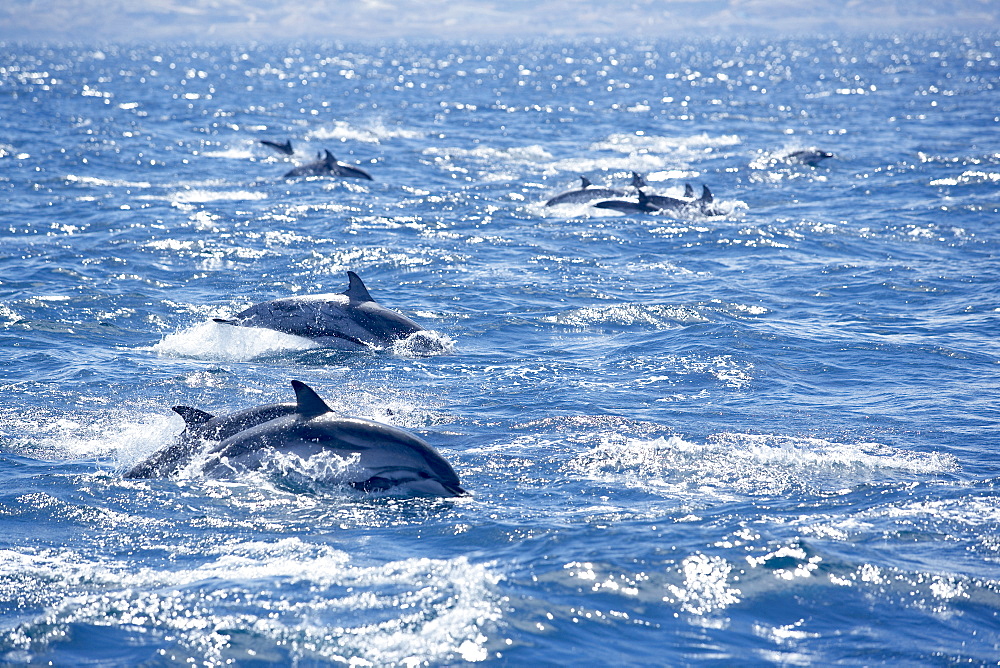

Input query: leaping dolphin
[213,271,425,349]
[260,139,294,155]
[284,149,373,180]
[125,381,466,497]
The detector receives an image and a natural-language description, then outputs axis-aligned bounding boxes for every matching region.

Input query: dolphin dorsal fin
[324,150,337,166]
[637,188,648,203]
[291,380,333,419]
[580,176,593,188]
[684,183,695,198]
[631,172,646,188]
[341,271,375,302]
[172,406,214,428]
[701,185,713,203]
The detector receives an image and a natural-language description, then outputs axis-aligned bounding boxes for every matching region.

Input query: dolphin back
[124,402,298,478]
[228,295,421,347]
[226,272,423,347]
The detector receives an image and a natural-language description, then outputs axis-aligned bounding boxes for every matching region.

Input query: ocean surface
[1,34,998,665]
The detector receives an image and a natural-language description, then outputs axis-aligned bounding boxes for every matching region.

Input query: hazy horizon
[1,0,998,44]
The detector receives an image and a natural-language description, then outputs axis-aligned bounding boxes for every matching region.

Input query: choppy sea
[1,34,998,665]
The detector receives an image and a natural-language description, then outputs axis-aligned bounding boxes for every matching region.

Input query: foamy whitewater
[1,35,998,665]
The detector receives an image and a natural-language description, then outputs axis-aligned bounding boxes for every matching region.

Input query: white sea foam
[392,329,457,357]
[592,132,741,154]
[152,321,320,361]
[4,410,180,462]
[307,119,424,144]
[543,303,707,329]
[929,170,1000,186]
[168,189,268,205]
[568,433,957,499]
[202,146,255,159]
[0,538,504,665]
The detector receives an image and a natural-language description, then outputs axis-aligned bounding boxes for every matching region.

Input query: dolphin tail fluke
[700,185,713,203]
[291,380,334,419]
[342,271,375,303]
[172,406,215,428]
[684,183,695,198]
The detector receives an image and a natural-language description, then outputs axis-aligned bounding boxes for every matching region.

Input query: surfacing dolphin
[784,149,834,166]
[545,172,645,206]
[594,185,722,216]
[126,381,466,497]
[284,149,373,180]
[214,271,425,349]
[260,139,294,155]
[124,400,298,478]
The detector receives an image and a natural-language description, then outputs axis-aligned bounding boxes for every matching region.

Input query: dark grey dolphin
[260,139,294,155]
[545,175,625,206]
[283,149,373,180]
[200,381,465,496]
[126,381,466,497]
[594,185,722,216]
[544,172,646,206]
[214,271,424,349]
[593,189,660,214]
[785,149,834,166]
[124,401,297,478]
[614,175,698,209]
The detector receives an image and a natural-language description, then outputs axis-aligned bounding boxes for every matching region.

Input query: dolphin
[284,149,373,180]
[213,271,425,349]
[126,381,466,497]
[545,172,648,206]
[124,401,298,478]
[593,189,660,214]
[613,174,698,209]
[260,139,294,155]
[545,175,625,206]
[594,185,722,216]
[784,149,834,166]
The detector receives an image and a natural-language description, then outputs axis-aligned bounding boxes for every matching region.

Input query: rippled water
[1,35,999,665]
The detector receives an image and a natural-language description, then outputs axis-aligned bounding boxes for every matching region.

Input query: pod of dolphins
[546,171,723,216]
[123,136,834,497]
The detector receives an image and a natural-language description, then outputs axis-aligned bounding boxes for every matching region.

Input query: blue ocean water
[1,34,998,665]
